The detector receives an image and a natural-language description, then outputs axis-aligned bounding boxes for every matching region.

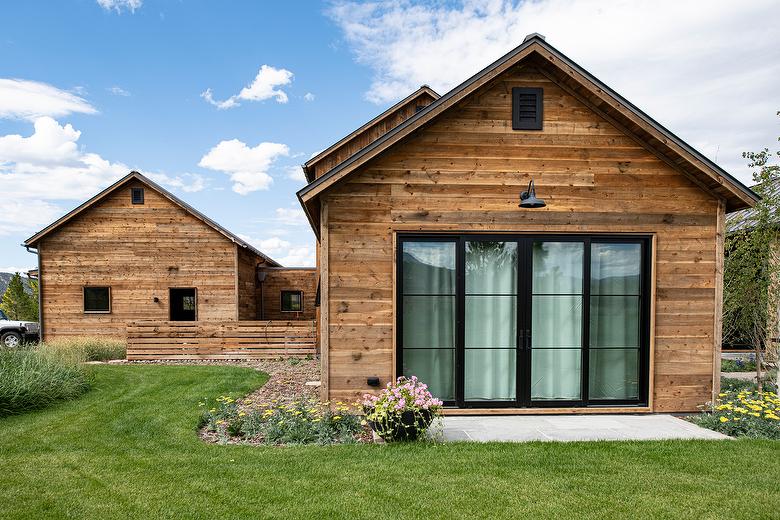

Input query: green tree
[723,112,780,392]
[0,273,37,321]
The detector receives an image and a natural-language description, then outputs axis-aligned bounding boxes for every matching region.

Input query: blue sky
[1,0,778,273]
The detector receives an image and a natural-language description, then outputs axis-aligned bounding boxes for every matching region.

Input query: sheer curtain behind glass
[464,241,517,400]
[589,243,641,399]
[402,242,456,400]
[531,242,584,400]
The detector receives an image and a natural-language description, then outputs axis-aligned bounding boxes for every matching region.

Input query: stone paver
[722,371,757,381]
[435,414,729,442]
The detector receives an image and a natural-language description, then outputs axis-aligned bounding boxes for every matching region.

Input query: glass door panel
[530,241,584,401]
[588,242,642,400]
[400,241,456,401]
[464,241,518,401]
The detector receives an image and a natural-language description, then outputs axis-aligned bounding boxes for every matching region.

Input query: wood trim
[443,407,652,416]
[25,171,281,266]
[37,242,44,342]
[391,231,397,383]
[648,234,657,411]
[534,47,756,210]
[305,86,440,169]
[298,40,757,212]
[234,245,240,321]
[319,201,330,401]
[713,198,726,401]
[536,67,722,203]
[299,46,538,203]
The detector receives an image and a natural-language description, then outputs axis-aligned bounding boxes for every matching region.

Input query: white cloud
[274,207,308,226]
[97,0,142,13]
[146,172,206,193]
[328,0,780,182]
[285,164,306,182]
[0,79,96,121]
[304,92,315,102]
[0,117,205,204]
[238,234,315,267]
[0,266,36,275]
[0,200,63,237]
[201,65,294,109]
[107,86,131,96]
[198,139,289,195]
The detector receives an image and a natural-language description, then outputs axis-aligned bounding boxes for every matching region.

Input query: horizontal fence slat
[126,320,317,360]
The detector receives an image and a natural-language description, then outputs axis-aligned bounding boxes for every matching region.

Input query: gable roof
[24,171,281,267]
[302,85,439,182]
[297,34,759,236]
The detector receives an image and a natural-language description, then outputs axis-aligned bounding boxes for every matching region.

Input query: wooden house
[297,34,759,413]
[24,172,315,340]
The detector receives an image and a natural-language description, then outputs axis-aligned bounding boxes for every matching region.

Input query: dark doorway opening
[170,288,197,321]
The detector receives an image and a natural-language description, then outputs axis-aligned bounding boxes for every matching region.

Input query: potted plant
[362,376,443,441]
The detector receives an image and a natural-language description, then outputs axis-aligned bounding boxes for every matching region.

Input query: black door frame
[169,287,198,322]
[396,233,651,409]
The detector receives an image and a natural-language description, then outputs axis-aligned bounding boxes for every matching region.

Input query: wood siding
[127,320,316,359]
[39,180,245,339]
[259,268,317,321]
[310,92,437,179]
[237,246,259,320]
[321,64,721,412]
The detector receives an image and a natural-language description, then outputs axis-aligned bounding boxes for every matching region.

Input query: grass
[1,365,779,519]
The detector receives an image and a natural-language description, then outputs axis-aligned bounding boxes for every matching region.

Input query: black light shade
[519,180,546,208]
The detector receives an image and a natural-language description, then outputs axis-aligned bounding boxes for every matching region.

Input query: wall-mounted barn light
[519,180,546,208]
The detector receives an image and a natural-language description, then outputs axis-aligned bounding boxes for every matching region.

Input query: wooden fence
[127,320,317,360]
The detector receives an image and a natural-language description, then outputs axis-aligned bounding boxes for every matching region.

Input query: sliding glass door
[397,234,650,408]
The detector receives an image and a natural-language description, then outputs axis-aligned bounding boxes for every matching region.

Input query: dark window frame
[83,286,111,314]
[131,187,144,205]
[169,287,197,321]
[512,87,543,130]
[396,233,651,409]
[281,290,304,312]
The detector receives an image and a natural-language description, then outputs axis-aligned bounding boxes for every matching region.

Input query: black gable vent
[131,187,144,204]
[512,87,543,130]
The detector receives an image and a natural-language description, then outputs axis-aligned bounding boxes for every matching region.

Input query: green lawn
[1,366,778,519]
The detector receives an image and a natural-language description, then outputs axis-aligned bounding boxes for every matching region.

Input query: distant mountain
[0,272,33,297]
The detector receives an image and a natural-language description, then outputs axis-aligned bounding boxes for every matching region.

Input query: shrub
[721,357,757,372]
[721,377,757,392]
[362,376,442,442]
[200,397,362,445]
[46,337,127,361]
[692,389,780,439]
[0,346,91,416]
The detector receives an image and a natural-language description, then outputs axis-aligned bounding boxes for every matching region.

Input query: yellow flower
[719,417,729,423]
[333,415,342,420]
[238,411,246,417]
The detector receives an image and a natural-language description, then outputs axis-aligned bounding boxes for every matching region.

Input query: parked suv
[0,309,39,347]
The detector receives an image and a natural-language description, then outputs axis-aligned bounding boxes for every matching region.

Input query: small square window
[281,290,303,312]
[84,287,111,313]
[131,187,144,204]
[512,87,543,130]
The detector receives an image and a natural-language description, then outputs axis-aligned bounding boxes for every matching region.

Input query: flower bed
[692,390,780,439]
[199,396,366,445]
[721,357,757,372]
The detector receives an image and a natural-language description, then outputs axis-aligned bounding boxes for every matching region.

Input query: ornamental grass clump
[0,346,91,416]
[362,376,443,442]
[693,389,780,439]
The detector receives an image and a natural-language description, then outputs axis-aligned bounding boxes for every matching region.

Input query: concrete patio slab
[435,414,729,442]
